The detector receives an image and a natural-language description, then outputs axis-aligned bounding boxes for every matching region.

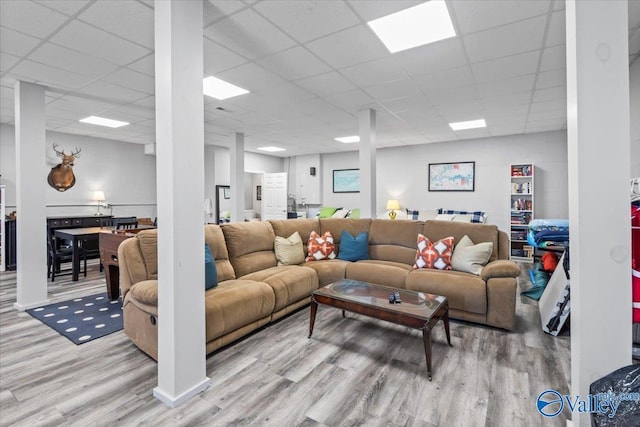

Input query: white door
[262,172,287,220]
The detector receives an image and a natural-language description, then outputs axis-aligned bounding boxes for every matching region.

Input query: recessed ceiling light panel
[367,0,456,53]
[449,119,487,131]
[335,135,360,143]
[79,116,129,128]
[257,146,286,152]
[203,76,249,100]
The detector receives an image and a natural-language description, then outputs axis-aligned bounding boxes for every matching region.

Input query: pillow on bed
[438,209,486,223]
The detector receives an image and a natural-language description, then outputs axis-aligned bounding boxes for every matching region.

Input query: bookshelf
[510,164,534,263]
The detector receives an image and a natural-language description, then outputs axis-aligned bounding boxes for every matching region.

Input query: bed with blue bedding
[527,219,569,248]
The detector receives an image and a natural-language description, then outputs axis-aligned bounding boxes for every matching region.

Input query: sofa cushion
[451,235,493,275]
[406,270,487,314]
[368,219,422,265]
[422,221,499,262]
[205,224,236,281]
[137,230,158,280]
[337,230,369,261]
[204,279,275,342]
[274,231,305,266]
[222,221,277,277]
[269,219,320,257]
[240,266,319,311]
[306,231,336,261]
[304,259,349,287]
[414,234,454,270]
[346,260,411,289]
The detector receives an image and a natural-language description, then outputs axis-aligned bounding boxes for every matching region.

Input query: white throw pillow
[451,235,493,275]
[435,214,456,221]
[418,209,439,221]
[274,231,305,266]
[452,214,474,223]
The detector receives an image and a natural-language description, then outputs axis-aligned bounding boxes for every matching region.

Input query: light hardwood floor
[0,261,571,426]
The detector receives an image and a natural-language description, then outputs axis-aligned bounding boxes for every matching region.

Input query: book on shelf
[511,165,532,177]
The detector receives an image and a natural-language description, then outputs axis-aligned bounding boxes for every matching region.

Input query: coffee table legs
[308,299,318,338]
[421,327,433,381]
[443,309,452,347]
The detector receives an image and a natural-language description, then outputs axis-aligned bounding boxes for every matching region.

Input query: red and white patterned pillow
[306,231,336,262]
[413,234,454,270]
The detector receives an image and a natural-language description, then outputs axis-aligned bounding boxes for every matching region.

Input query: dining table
[54,225,155,282]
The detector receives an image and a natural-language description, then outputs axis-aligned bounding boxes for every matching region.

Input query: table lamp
[93,190,105,216]
[386,199,400,220]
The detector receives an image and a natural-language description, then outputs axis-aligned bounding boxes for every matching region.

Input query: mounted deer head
[47,143,81,192]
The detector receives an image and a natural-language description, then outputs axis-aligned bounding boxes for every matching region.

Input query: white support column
[14,81,49,311]
[566,2,630,425]
[230,132,245,222]
[153,0,210,407]
[204,145,216,223]
[359,109,377,218]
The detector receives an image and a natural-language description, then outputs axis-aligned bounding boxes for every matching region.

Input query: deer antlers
[52,143,81,158]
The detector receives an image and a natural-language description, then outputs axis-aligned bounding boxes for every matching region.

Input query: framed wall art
[428,161,475,192]
[332,169,360,193]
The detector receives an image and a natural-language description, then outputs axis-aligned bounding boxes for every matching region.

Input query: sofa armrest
[480,260,520,281]
[127,279,158,306]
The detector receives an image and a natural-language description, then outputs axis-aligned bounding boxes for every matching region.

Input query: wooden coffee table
[309,279,452,381]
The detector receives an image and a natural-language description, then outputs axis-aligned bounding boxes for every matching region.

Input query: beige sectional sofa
[118,218,520,360]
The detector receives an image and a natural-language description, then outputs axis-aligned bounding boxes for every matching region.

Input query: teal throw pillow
[205,243,218,290]
[337,230,369,261]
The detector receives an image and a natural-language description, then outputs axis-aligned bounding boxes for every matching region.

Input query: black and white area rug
[27,293,123,345]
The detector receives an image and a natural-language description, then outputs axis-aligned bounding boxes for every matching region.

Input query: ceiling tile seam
[202,2,253,31]
[0,0,99,80]
[523,1,558,134]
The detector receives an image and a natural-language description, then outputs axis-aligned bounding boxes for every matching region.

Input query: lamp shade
[386,199,400,210]
[92,190,105,201]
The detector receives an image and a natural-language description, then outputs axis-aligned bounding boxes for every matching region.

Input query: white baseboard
[153,377,211,408]
[14,299,51,311]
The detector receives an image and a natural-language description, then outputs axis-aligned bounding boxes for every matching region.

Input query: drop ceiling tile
[204,38,248,75]
[629,27,640,58]
[532,86,566,103]
[77,0,153,48]
[421,128,459,142]
[286,97,336,116]
[0,1,69,39]
[0,26,41,57]
[482,92,532,109]
[528,108,566,122]
[463,15,546,63]
[204,0,246,27]
[364,79,419,102]
[426,85,479,106]
[11,59,96,89]
[305,25,388,69]
[539,45,566,72]
[49,20,151,66]
[476,74,535,97]
[484,110,528,125]
[35,0,90,16]
[47,95,117,116]
[525,117,565,132]
[395,37,468,77]
[133,96,155,109]
[103,103,154,120]
[294,71,357,97]
[436,100,485,121]
[127,54,155,77]
[0,52,20,72]
[80,80,148,103]
[348,0,423,21]
[29,42,119,79]
[379,96,434,114]
[553,0,565,11]
[490,127,525,137]
[341,57,406,88]
[204,8,296,59]
[325,89,375,111]
[529,98,566,114]
[536,68,566,89]
[412,65,474,93]
[103,68,155,95]
[254,0,360,44]
[452,0,550,35]
[545,11,565,47]
[45,116,75,128]
[218,62,287,92]
[471,51,540,83]
[451,127,491,139]
[257,46,331,81]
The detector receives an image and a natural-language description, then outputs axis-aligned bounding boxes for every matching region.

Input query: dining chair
[47,227,87,282]
[112,217,138,230]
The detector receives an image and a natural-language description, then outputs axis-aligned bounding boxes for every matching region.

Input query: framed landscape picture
[333,169,360,193]
[428,161,475,191]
